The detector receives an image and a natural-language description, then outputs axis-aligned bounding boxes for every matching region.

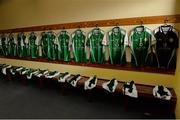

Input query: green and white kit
[87,28,106,64]
[0,34,8,56]
[108,27,128,64]
[8,33,17,56]
[129,26,155,67]
[57,30,71,61]
[29,32,39,58]
[71,29,87,62]
[17,32,29,58]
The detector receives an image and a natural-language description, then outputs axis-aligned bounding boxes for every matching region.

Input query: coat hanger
[164,18,168,26]
[62,26,65,30]
[95,24,98,28]
[140,20,143,26]
[77,25,81,30]
[9,32,13,37]
[115,23,119,27]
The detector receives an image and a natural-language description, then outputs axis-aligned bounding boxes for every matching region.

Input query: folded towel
[123,81,138,98]
[58,72,71,83]
[45,71,60,78]
[153,85,171,100]
[84,75,97,90]
[67,74,81,87]
[2,65,12,75]
[102,78,118,93]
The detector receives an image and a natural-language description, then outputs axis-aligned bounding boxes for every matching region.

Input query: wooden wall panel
[0,14,180,33]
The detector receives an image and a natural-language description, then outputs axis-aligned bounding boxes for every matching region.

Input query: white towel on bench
[36,70,49,77]
[2,65,12,75]
[102,79,118,93]
[67,76,81,87]
[58,73,71,83]
[84,76,97,90]
[45,71,60,78]
[16,67,24,72]
[122,83,138,98]
[27,70,39,79]
[153,86,171,100]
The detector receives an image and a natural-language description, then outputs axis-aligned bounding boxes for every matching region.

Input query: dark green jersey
[108,27,128,64]
[58,30,70,61]
[129,26,154,67]
[0,34,8,56]
[71,29,87,63]
[40,32,48,58]
[46,31,58,60]
[87,28,106,64]
[29,32,39,58]
[17,33,29,58]
[8,34,17,56]
[0,36,2,55]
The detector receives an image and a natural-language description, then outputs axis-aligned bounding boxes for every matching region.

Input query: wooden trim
[0,56,175,75]
[0,14,180,33]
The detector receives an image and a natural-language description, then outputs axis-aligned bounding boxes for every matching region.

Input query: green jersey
[0,34,8,56]
[58,30,70,61]
[0,36,2,55]
[108,27,128,64]
[17,32,29,58]
[71,29,87,63]
[40,32,48,58]
[7,33,17,56]
[87,28,106,64]
[46,31,58,60]
[29,32,39,58]
[129,26,154,67]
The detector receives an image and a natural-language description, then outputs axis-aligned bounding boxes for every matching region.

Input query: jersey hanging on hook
[46,31,58,60]
[0,34,8,56]
[108,26,128,65]
[86,27,106,64]
[57,30,71,61]
[154,25,179,69]
[29,32,39,58]
[71,29,87,63]
[40,32,48,58]
[129,25,156,67]
[7,33,17,57]
[17,32,29,58]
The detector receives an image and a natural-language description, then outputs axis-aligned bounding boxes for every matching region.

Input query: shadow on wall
[0,0,12,5]
[174,0,180,119]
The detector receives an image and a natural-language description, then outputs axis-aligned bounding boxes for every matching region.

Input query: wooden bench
[3,68,177,117]
[53,75,177,116]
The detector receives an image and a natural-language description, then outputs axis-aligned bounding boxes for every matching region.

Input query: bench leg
[84,90,93,102]
[7,74,12,81]
[59,82,67,96]
[20,75,28,85]
[123,95,129,111]
[38,78,43,89]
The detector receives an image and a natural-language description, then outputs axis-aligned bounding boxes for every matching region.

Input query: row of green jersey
[0,26,155,66]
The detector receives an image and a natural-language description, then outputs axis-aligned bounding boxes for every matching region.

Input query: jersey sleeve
[54,35,59,45]
[172,28,179,48]
[146,28,156,46]
[102,32,108,46]
[69,32,75,51]
[35,34,40,46]
[129,30,134,48]
[86,32,91,47]
[65,32,71,51]
[121,29,128,46]
[5,35,8,45]
[107,31,112,46]
[14,33,18,45]
[24,33,29,44]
